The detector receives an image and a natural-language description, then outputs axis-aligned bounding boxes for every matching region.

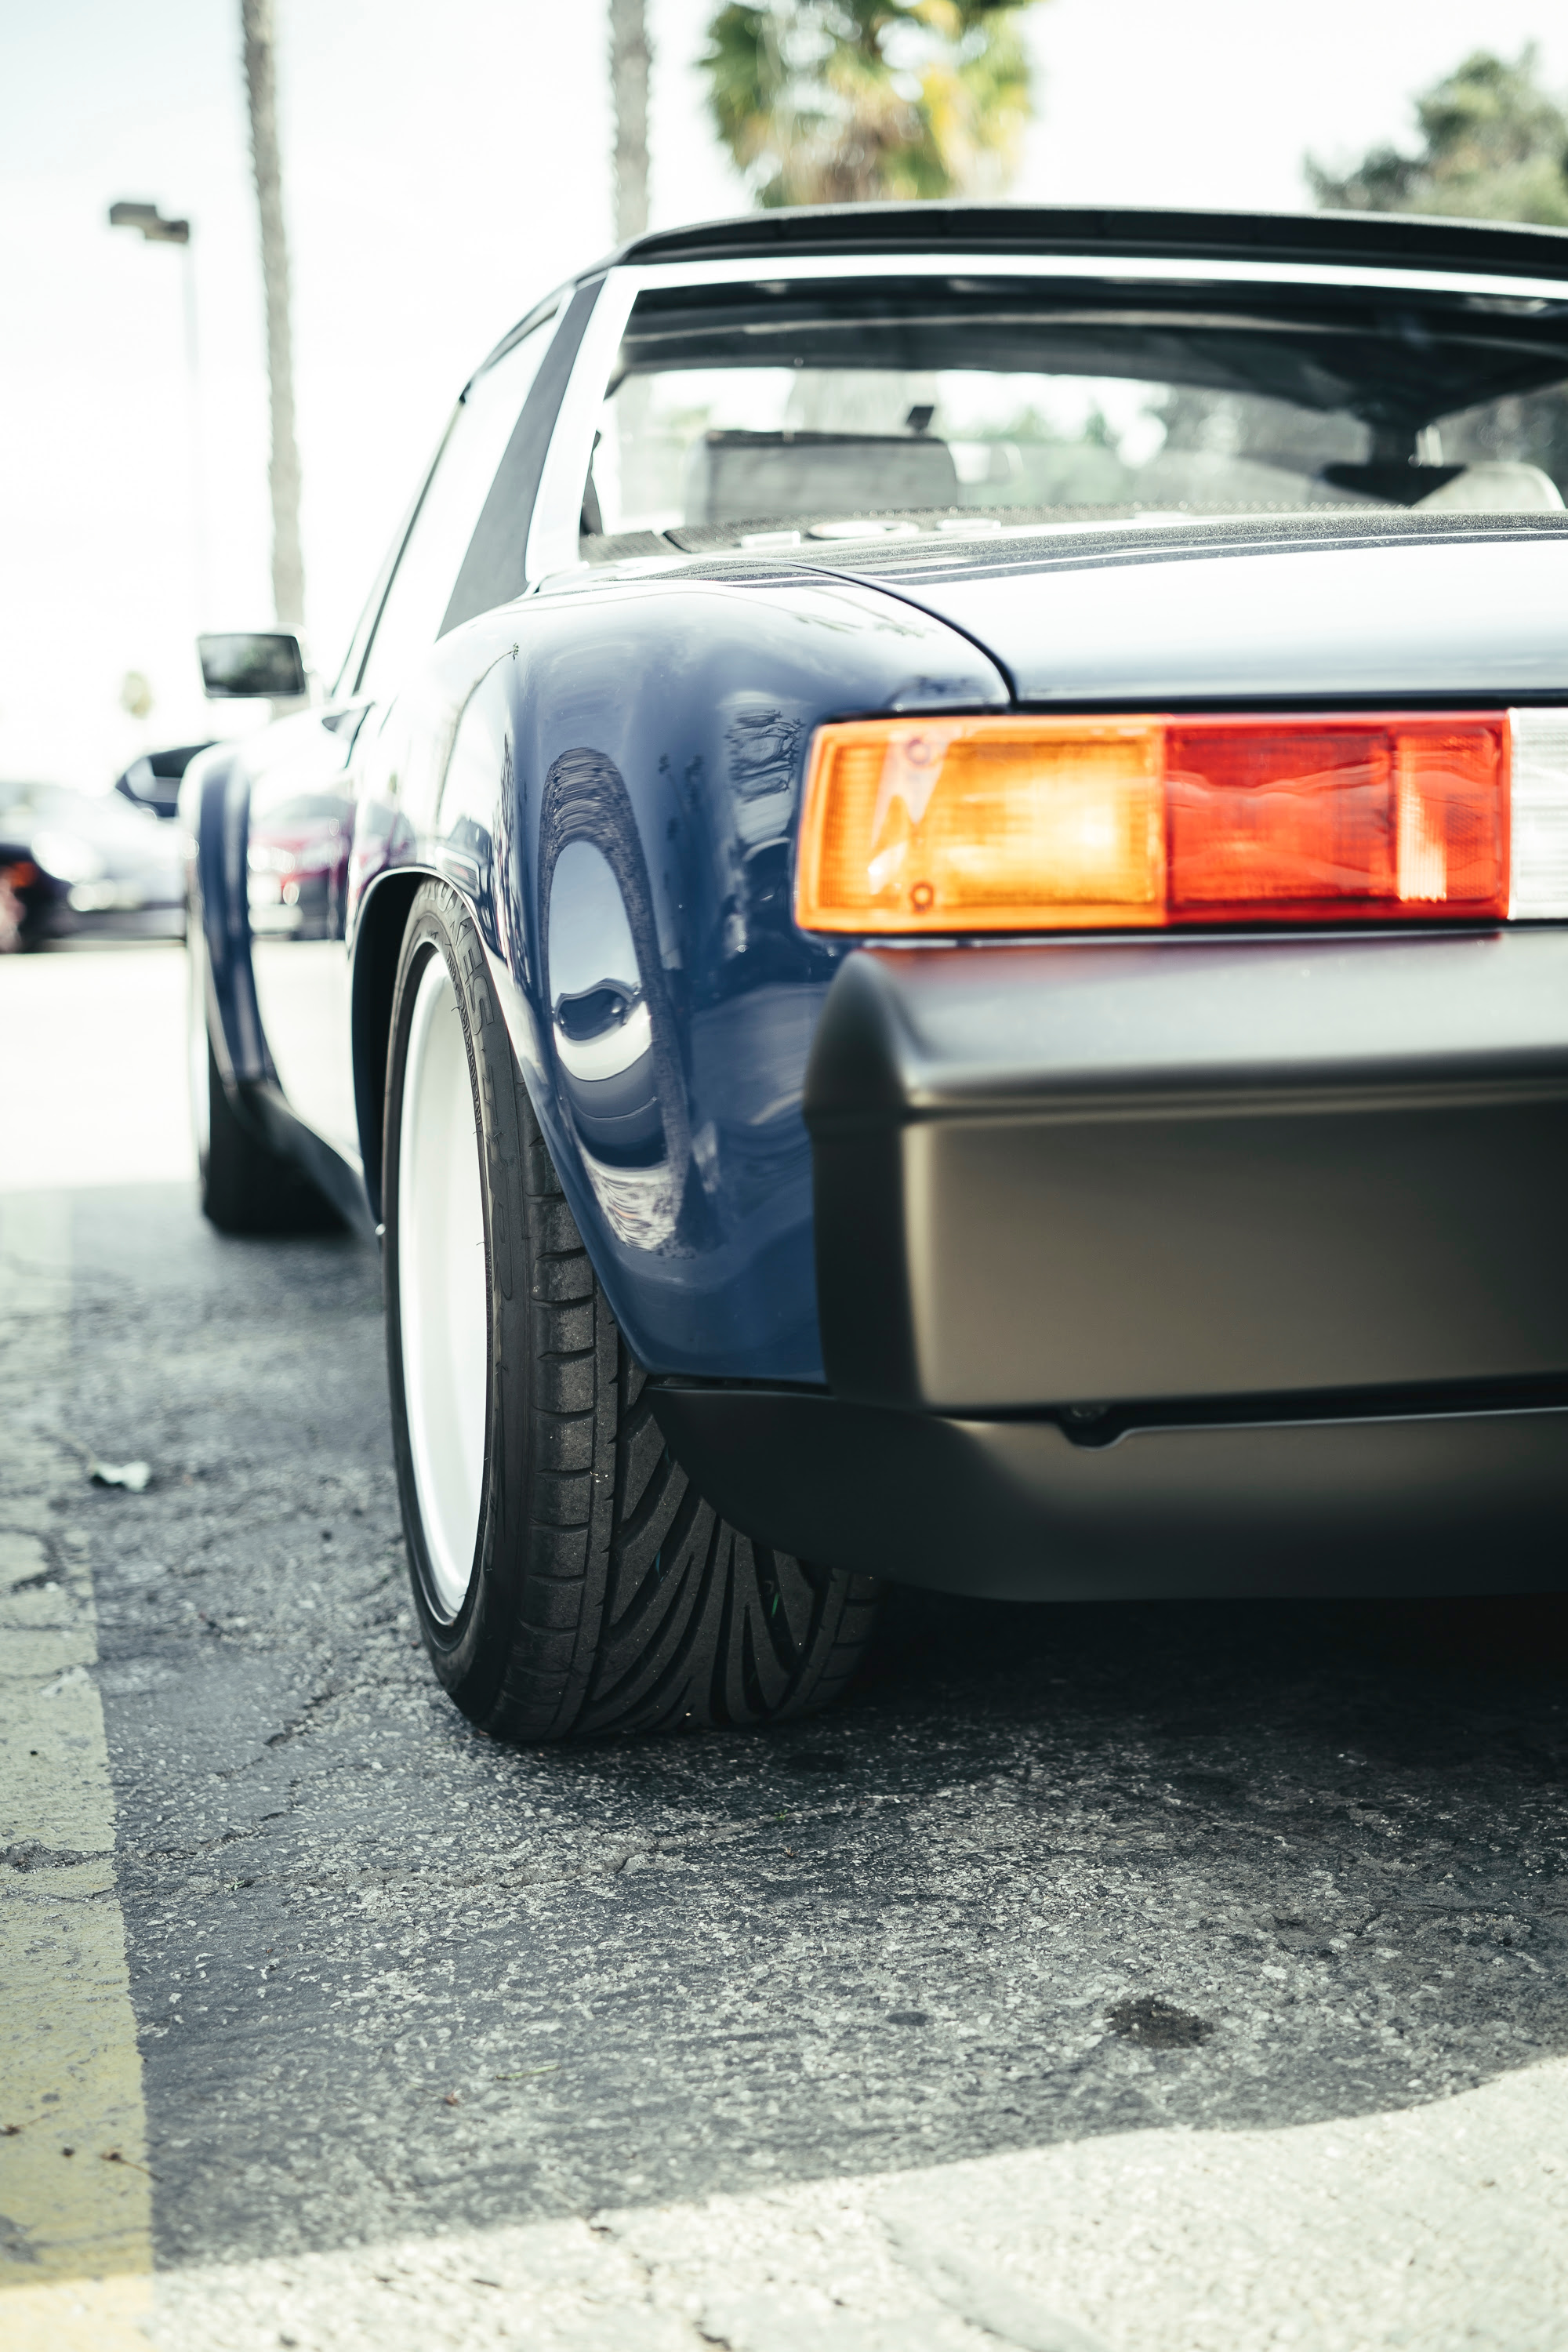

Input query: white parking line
[142,2053,1568,2350]
[0,1194,154,2347]
[0,948,194,1195]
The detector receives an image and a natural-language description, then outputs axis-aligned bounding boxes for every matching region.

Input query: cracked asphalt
[7,944,1568,2350]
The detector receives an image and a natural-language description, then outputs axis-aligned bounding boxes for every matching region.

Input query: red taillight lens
[1165,718,1505,923]
[795,713,1509,932]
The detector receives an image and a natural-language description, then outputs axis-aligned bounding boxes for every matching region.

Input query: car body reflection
[546,834,677,1249]
[553,977,662,1163]
[248,793,355,941]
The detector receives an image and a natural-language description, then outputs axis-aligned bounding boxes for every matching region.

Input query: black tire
[383,880,879,1740]
[189,931,339,1236]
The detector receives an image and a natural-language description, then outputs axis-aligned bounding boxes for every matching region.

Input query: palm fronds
[702,2,1040,209]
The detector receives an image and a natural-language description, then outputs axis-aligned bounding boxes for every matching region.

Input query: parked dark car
[114,741,215,822]
[0,780,184,949]
[0,788,64,951]
[184,201,1568,1742]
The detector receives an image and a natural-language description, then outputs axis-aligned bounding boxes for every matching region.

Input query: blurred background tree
[1311,47,1568,493]
[610,0,652,242]
[701,1,1042,209]
[1308,46,1568,227]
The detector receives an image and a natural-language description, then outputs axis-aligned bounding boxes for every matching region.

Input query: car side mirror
[198,632,307,699]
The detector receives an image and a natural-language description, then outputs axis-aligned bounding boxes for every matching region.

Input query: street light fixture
[108,200,190,245]
[108,198,207,626]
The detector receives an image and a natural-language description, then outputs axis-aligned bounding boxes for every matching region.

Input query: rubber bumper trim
[804,932,1568,1412]
[650,1381,1568,1601]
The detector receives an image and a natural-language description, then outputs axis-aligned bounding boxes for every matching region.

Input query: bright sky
[2,0,1563,788]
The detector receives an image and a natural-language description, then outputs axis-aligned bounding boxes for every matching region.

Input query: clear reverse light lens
[1508,706,1568,917]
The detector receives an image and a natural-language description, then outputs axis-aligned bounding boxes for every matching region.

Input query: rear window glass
[585,275,1568,553]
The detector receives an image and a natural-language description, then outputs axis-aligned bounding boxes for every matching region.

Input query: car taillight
[792,710,1568,934]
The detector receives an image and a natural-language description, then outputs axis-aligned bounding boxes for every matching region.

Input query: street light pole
[107,202,209,626]
[241,0,306,637]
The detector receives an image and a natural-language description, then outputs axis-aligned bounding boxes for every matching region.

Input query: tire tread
[389,880,877,1741]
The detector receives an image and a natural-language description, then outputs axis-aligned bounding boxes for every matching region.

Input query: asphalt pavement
[5,942,1568,2351]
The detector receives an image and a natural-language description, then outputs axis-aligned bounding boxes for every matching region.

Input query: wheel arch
[350,847,627,1333]
[350,866,428,1224]
[187,746,271,1095]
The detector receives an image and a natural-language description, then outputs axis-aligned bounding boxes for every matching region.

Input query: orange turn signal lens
[794,714,1508,932]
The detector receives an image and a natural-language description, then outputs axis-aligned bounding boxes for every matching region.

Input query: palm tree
[610,0,652,242]
[241,0,305,633]
[702,1,1040,209]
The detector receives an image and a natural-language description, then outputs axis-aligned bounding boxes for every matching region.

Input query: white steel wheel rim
[398,950,489,1619]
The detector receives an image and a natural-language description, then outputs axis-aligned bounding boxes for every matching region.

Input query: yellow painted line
[0,2277,154,2350]
[0,1196,153,2348]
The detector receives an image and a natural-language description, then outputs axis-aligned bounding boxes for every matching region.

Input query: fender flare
[189,750,271,1095]
[348,862,434,1223]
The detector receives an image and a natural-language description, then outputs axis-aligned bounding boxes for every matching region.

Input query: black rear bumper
[659,931,1568,1599]
[651,1381,1568,1598]
[805,932,1568,1410]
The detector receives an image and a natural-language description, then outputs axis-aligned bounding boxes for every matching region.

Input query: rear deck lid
[819,514,1568,704]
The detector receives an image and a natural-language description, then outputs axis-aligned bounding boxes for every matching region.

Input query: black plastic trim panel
[804,932,1568,1411]
[611,201,1568,283]
[651,1381,1568,1600]
[245,1082,376,1242]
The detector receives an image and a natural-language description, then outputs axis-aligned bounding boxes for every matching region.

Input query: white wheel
[383,881,880,1739]
[396,946,489,1619]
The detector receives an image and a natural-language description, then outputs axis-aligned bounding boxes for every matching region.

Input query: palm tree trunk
[609,0,651,244]
[241,0,305,633]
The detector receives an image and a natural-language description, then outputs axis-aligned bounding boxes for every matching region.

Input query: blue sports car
[185,201,1568,1739]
